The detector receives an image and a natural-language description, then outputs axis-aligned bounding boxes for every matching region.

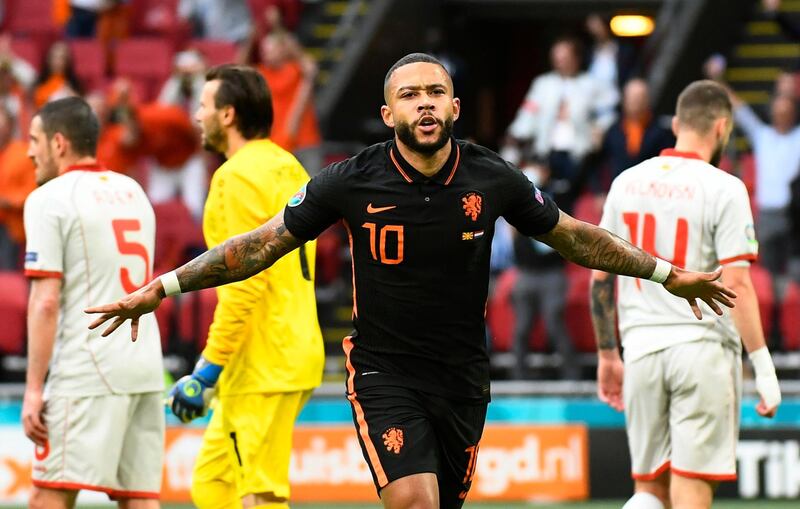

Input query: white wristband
[648,258,672,284]
[749,347,776,377]
[749,347,781,408]
[159,271,182,297]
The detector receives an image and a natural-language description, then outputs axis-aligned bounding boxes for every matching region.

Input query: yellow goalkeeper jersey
[201,139,324,395]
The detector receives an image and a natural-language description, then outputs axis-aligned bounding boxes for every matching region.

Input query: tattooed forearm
[536,211,656,278]
[590,274,618,351]
[174,212,303,293]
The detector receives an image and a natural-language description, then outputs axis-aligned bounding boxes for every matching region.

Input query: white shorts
[624,340,741,482]
[32,392,165,499]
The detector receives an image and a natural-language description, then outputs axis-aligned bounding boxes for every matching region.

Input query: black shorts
[347,384,488,509]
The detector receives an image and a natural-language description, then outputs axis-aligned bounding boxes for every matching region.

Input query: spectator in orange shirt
[0,106,36,269]
[257,31,323,175]
[33,41,84,109]
[86,84,141,177]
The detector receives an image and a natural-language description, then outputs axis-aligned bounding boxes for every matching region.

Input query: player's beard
[395,115,453,156]
[202,116,228,154]
[34,148,58,186]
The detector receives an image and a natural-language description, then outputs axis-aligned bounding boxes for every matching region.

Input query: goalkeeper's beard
[202,118,228,154]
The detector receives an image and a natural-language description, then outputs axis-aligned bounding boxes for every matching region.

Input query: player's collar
[388,138,461,185]
[62,163,108,174]
[659,148,704,161]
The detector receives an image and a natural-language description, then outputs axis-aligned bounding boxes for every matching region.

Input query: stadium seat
[6,0,58,38]
[153,199,204,275]
[113,38,174,101]
[0,271,28,355]
[564,268,596,353]
[485,268,547,353]
[176,288,217,351]
[572,192,602,226]
[780,281,800,350]
[154,294,176,350]
[9,38,42,72]
[749,263,774,340]
[315,225,343,286]
[189,39,239,67]
[68,40,106,91]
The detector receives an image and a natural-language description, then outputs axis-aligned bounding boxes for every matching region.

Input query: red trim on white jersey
[719,253,758,265]
[25,269,63,279]
[660,149,704,161]
[62,163,108,175]
[32,480,159,499]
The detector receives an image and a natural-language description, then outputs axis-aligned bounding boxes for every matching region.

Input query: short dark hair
[383,53,450,92]
[676,80,732,134]
[38,96,99,157]
[205,65,273,139]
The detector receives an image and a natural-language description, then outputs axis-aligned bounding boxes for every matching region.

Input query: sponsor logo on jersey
[462,192,483,221]
[382,427,404,454]
[288,184,307,207]
[25,252,37,263]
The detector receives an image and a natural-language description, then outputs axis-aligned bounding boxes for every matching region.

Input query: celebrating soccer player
[88,54,736,509]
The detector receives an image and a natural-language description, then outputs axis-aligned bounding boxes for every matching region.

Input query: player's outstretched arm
[85,210,303,339]
[536,210,737,319]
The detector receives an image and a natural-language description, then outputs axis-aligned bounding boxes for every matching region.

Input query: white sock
[622,492,665,509]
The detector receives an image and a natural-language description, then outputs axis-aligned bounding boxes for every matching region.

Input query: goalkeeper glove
[168,356,222,423]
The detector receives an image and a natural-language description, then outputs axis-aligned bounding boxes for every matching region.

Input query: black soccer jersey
[284,138,560,401]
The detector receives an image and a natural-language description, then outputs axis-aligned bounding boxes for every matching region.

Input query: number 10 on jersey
[362,222,404,265]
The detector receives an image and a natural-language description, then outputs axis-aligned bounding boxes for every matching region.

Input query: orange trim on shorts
[342,220,358,318]
[671,467,737,481]
[32,480,159,499]
[719,253,757,265]
[342,336,389,488]
[443,143,461,185]
[632,461,671,481]
[25,269,63,279]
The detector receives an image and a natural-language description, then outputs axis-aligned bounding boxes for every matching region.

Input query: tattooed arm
[590,269,625,411]
[536,210,737,319]
[85,210,304,339]
[172,212,300,294]
[590,270,618,352]
[535,210,655,279]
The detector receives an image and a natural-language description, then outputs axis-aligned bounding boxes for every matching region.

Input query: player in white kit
[590,80,782,509]
[21,97,164,509]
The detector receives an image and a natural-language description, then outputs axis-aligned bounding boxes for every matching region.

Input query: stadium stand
[0,271,27,355]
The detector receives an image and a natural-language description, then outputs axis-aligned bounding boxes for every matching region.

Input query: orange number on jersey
[622,212,688,268]
[362,222,404,265]
[112,219,151,293]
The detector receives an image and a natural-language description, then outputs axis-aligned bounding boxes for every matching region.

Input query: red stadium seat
[572,192,602,226]
[10,38,42,72]
[0,271,28,355]
[68,40,106,91]
[153,199,204,275]
[154,294,175,350]
[749,263,774,340]
[189,39,239,67]
[564,268,596,353]
[176,288,217,351]
[6,0,58,37]
[113,38,174,101]
[780,281,800,350]
[485,268,546,353]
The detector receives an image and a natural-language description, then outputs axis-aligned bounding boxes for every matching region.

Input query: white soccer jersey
[24,164,163,396]
[599,149,757,362]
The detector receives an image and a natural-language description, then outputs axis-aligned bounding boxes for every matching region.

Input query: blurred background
[0,0,799,505]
